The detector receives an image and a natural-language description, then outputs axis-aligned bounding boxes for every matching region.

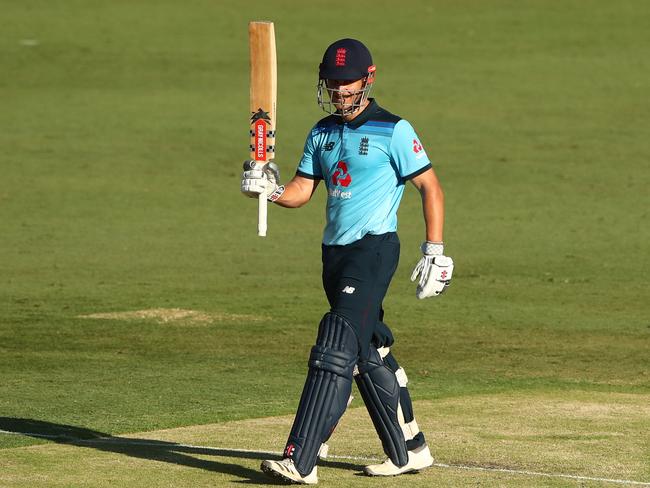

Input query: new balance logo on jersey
[342,286,356,294]
[324,141,335,151]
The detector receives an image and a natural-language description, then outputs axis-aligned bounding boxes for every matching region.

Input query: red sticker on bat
[255,119,266,160]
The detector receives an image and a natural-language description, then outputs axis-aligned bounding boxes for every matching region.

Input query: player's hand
[410,241,454,299]
[241,160,284,201]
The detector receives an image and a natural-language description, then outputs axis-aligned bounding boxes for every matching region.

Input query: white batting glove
[410,241,454,299]
[241,160,285,201]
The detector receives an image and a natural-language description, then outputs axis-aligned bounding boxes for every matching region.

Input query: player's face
[326,78,366,113]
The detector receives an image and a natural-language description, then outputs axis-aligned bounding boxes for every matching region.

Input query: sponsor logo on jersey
[331,160,352,187]
[342,286,356,294]
[413,138,426,159]
[324,141,335,151]
[328,188,352,199]
[329,161,353,199]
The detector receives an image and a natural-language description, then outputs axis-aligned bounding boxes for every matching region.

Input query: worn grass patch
[2,391,648,487]
[78,308,269,324]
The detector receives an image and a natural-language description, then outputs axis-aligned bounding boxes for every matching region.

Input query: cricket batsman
[241,38,454,484]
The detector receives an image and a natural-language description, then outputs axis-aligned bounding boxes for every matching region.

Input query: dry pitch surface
[2,391,648,487]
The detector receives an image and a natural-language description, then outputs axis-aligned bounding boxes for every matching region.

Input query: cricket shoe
[364,444,434,476]
[260,458,318,485]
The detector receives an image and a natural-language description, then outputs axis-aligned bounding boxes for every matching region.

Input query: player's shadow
[0,417,362,485]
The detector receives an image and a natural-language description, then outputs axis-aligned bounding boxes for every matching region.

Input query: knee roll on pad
[314,311,359,352]
[285,312,358,476]
[355,348,409,467]
[309,311,358,375]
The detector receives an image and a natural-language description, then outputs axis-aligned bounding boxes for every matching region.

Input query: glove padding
[410,243,454,299]
[241,160,281,199]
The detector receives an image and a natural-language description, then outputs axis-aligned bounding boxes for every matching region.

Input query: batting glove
[241,160,285,201]
[410,241,454,299]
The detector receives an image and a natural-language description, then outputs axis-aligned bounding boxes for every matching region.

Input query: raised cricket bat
[249,21,277,237]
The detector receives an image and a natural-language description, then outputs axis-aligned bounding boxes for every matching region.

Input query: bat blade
[249,21,277,237]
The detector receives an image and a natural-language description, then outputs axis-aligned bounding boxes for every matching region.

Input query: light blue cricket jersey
[296,99,432,245]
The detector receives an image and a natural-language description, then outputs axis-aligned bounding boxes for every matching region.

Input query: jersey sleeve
[389,119,432,181]
[296,128,323,180]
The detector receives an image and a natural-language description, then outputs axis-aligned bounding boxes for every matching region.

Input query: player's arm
[241,161,319,208]
[409,167,454,299]
[410,168,444,243]
[390,119,453,299]
[273,174,320,208]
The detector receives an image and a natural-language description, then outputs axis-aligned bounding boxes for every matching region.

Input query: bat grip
[258,191,267,237]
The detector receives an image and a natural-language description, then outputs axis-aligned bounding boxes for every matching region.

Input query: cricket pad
[284,312,358,476]
[355,347,409,467]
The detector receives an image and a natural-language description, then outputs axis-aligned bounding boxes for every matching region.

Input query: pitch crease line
[2,430,649,486]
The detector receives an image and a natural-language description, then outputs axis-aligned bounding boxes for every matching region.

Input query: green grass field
[1,0,649,486]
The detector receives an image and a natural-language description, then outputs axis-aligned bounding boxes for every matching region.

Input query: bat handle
[258,191,267,237]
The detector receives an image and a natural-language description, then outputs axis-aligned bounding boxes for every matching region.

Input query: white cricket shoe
[364,444,434,476]
[260,458,318,485]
